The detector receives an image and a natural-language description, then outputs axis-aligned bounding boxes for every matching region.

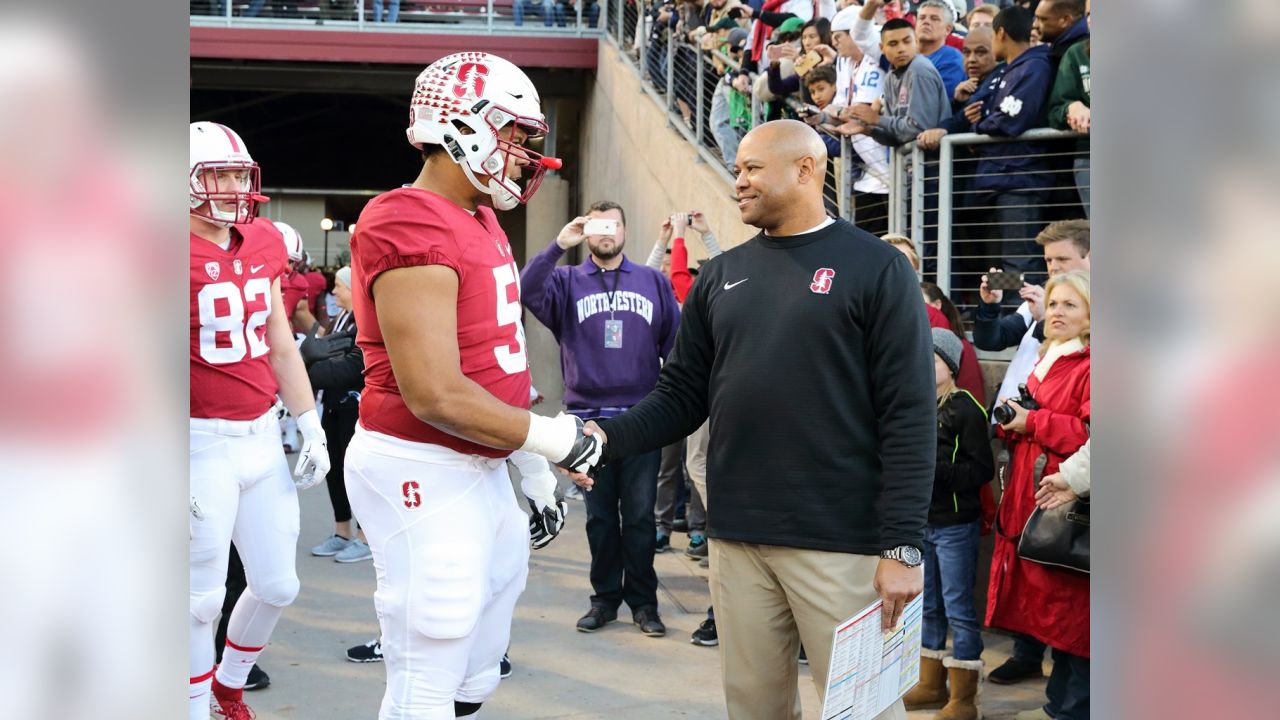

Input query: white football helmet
[190,121,267,227]
[274,221,304,263]
[406,52,562,211]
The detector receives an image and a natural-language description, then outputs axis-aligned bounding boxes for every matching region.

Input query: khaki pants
[710,540,907,720]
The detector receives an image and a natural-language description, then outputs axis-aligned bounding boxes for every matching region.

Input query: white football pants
[345,426,529,720]
[189,411,300,720]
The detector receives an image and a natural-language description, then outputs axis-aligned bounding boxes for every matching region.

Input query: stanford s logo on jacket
[810,268,835,295]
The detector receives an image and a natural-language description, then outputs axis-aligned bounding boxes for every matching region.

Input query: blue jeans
[1045,647,1090,719]
[990,190,1048,286]
[921,521,983,661]
[583,448,662,613]
[514,0,560,26]
[374,0,400,22]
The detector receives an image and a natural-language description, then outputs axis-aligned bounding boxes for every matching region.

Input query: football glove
[299,324,355,367]
[510,450,568,549]
[293,409,330,490]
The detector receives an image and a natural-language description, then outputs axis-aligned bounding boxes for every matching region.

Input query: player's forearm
[402,374,531,450]
[271,344,318,417]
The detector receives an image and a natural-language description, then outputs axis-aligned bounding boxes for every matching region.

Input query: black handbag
[1017,498,1089,574]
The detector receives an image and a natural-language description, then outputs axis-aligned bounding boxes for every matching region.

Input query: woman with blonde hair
[987,270,1091,720]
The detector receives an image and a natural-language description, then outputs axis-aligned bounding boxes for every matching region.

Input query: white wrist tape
[519,412,577,462]
[296,409,322,438]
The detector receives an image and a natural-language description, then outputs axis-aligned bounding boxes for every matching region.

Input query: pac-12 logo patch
[205,261,220,281]
[810,268,835,294]
[402,481,422,510]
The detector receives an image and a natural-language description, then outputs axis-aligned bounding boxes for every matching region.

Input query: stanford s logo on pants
[402,481,422,509]
[810,268,835,295]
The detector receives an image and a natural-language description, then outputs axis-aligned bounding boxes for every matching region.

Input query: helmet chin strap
[457,156,519,211]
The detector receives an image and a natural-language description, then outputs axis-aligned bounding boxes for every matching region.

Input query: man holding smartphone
[521,201,681,637]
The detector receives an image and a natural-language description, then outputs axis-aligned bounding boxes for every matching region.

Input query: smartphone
[794,50,822,76]
[986,271,1024,291]
[583,218,618,237]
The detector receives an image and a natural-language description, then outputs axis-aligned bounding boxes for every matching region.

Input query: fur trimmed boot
[937,657,984,720]
[903,648,949,710]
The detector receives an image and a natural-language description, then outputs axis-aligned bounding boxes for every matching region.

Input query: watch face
[902,546,923,565]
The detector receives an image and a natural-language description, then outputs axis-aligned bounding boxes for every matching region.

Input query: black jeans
[584,448,662,614]
[1045,647,1090,719]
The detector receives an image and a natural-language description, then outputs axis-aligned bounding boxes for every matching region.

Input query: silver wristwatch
[881,545,923,567]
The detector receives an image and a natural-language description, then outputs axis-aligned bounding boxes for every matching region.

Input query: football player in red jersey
[188,121,330,720]
[346,52,603,720]
[303,252,330,326]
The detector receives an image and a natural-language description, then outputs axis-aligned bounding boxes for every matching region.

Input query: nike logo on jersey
[250,264,266,273]
[724,279,749,291]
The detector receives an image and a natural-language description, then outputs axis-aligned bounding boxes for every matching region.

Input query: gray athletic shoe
[311,535,352,557]
[335,539,372,563]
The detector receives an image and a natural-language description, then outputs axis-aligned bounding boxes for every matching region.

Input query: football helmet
[190,121,267,226]
[406,52,563,211]
[274,221,304,263]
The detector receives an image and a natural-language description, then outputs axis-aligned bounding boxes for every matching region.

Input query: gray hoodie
[870,54,952,147]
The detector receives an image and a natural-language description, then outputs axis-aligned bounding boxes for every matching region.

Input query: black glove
[299,324,354,366]
[553,416,607,478]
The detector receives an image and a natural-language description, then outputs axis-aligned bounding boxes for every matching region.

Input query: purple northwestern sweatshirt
[521,244,680,417]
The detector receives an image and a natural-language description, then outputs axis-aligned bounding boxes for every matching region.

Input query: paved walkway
[244,474,1049,719]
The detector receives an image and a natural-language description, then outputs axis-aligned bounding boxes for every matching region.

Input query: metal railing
[190,0,606,34]
[891,128,1089,313]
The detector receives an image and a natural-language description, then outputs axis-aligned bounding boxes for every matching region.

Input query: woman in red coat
[988,271,1091,720]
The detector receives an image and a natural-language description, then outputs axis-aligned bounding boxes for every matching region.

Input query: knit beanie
[932,327,962,378]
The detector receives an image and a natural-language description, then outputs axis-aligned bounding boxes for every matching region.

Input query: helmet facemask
[442,101,560,211]
[189,161,263,227]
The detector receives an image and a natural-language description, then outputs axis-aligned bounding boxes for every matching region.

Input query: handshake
[521,412,609,483]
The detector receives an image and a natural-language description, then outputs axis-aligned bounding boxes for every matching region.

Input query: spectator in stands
[914,0,966,98]
[801,65,843,157]
[973,219,1088,688]
[764,17,835,108]
[555,0,601,27]
[1047,0,1090,215]
[921,282,985,406]
[829,2,891,235]
[966,4,998,30]
[903,327,994,720]
[520,201,680,639]
[373,0,400,22]
[964,5,1054,281]
[514,0,560,27]
[989,270,1090,720]
[710,67,753,165]
[913,24,1002,146]
[839,17,951,147]
[1033,0,1088,68]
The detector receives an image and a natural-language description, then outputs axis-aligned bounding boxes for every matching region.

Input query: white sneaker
[311,535,352,557]
[335,539,372,563]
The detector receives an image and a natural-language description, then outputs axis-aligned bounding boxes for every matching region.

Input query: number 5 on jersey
[492,262,528,375]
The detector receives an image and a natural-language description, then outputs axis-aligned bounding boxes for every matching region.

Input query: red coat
[987,345,1091,657]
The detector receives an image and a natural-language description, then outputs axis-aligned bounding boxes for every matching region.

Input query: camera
[993,383,1039,426]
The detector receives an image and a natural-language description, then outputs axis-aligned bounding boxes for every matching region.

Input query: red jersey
[190,218,289,420]
[351,188,531,456]
[282,270,311,331]
[305,270,327,313]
